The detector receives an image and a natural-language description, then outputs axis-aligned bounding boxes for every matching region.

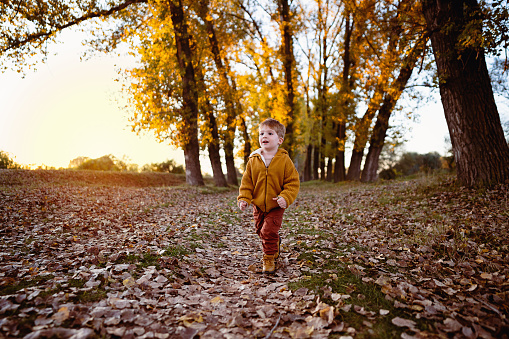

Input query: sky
[0,29,185,170]
[0,28,456,172]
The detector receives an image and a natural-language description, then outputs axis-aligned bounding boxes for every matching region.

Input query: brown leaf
[442,318,462,332]
[391,317,417,331]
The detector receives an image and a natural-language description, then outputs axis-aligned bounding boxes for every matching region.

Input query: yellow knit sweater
[238,148,300,212]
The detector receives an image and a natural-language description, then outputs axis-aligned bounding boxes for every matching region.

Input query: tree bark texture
[326,158,333,181]
[303,144,313,181]
[195,64,228,187]
[334,123,346,182]
[334,11,352,182]
[312,144,320,180]
[205,112,228,187]
[239,116,252,169]
[320,135,326,180]
[423,0,509,186]
[346,89,383,181]
[361,37,425,182]
[168,0,204,186]
[197,0,238,185]
[347,149,364,181]
[334,153,346,182]
[278,0,296,159]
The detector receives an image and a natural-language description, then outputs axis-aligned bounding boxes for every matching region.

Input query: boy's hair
[260,118,286,139]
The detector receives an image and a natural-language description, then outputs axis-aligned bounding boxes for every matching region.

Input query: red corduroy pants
[253,206,284,255]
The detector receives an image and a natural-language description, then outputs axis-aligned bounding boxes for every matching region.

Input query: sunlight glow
[0,29,185,170]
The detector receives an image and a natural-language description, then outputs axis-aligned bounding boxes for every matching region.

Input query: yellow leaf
[381,284,393,294]
[52,306,70,323]
[210,296,224,304]
[410,304,424,311]
[180,313,203,327]
[123,277,136,288]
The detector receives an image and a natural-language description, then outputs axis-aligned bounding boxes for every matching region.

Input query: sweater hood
[250,148,288,156]
[250,148,288,167]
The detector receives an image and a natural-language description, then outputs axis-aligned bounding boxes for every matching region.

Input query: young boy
[238,118,300,274]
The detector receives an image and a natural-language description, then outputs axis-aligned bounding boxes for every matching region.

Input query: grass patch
[288,252,433,338]
[165,245,192,259]
[113,251,164,270]
[75,287,108,303]
[196,185,235,194]
[0,274,55,296]
[139,252,160,268]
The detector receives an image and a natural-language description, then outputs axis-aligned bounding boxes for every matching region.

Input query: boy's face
[259,126,283,151]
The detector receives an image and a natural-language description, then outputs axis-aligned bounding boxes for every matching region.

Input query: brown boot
[262,254,276,274]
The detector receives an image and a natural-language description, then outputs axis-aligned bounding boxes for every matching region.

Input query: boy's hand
[238,200,248,211]
[273,196,287,209]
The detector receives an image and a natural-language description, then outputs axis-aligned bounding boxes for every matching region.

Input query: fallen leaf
[442,318,462,332]
[51,306,69,325]
[480,272,492,280]
[210,296,224,304]
[391,317,417,331]
[123,276,136,288]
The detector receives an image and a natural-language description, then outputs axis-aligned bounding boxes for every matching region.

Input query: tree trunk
[312,144,320,180]
[347,95,383,181]
[239,116,251,169]
[362,37,426,182]
[334,11,352,183]
[326,158,333,181]
[320,135,326,180]
[278,0,296,158]
[304,144,313,181]
[195,64,227,187]
[205,114,228,187]
[224,142,238,185]
[197,0,238,185]
[361,114,387,182]
[334,123,346,182]
[334,152,346,182]
[347,149,364,181]
[168,0,204,186]
[423,0,509,186]
[348,1,405,181]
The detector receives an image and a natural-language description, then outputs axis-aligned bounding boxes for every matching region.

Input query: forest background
[1,0,509,187]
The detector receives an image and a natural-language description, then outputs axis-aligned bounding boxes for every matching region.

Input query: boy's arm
[238,160,254,204]
[278,158,300,207]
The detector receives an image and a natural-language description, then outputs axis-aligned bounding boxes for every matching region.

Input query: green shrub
[381,152,443,179]
[142,159,184,174]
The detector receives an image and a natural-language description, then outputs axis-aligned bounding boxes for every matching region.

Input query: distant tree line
[68,155,184,174]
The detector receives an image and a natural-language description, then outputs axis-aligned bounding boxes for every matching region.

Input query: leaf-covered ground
[0,169,508,338]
